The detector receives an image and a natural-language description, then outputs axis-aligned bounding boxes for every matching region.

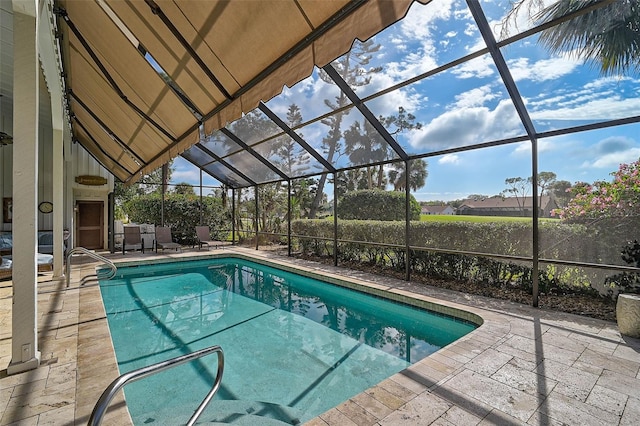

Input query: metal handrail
[65,247,117,287]
[88,345,224,426]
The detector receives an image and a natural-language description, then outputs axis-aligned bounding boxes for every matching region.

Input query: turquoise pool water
[99,257,476,425]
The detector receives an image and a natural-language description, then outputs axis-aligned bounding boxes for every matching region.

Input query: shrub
[606,240,640,296]
[124,194,230,245]
[291,218,629,299]
[338,190,421,221]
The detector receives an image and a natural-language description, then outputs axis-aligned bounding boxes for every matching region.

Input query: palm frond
[537,0,640,76]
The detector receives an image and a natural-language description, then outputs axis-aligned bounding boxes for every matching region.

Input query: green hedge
[338,190,421,221]
[291,218,637,298]
[124,195,230,245]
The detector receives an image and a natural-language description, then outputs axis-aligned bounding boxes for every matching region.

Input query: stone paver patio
[1,247,639,425]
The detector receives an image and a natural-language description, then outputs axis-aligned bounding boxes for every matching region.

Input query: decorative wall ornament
[75,175,108,186]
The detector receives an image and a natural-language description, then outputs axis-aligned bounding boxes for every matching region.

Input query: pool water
[99,257,476,425]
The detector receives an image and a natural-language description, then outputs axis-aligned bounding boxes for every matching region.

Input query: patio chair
[155,226,181,252]
[123,226,144,255]
[195,226,226,250]
[0,254,53,281]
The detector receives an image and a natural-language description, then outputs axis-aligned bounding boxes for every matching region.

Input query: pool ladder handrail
[65,247,117,287]
[88,345,224,426]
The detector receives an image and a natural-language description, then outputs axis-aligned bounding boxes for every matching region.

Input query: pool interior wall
[98,254,480,425]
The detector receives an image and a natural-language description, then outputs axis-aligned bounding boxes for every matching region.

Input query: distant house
[457,196,558,218]
[421,204,456,215]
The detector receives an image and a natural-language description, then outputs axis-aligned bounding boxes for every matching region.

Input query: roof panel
[71,108,140,174]
[199,131,243,159]
[252,134,327,178]
[223,151,282,184]
[68,39,173,163]
[200,162,251,189]
[74,128,133,182]
[365,53,528,154]
[106,0,232,115]
[58,0,428,186]
[63,0,197,137]
[227,109,283,146]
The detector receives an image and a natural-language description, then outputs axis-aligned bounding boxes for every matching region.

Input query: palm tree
[388,159,428,192]
[536,0,639,76]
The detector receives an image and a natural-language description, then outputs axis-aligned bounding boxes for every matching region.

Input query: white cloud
[438,154,461,165]
[451,55,495,79]
[171,169,200,185]
[408,99,522,150]
[364,82,424,118]
[586,149,640,169]
[583,76,638,90]
[382,0,469,82]
[453,84,498,108]
[530,96,640,121]
[400,0,455,39]
[508,57,580,82]
[579,136,640,169]
[384,41,439,81]
[488,0,556,39]
[511,139,556,156]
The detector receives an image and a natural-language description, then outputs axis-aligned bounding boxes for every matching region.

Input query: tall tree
[173,182,196,196]
[549,179,572,208]
[502,176,532,215]
[536,171,557,210]
[272,104,312,177]
[388,159,429,192]
[309,39,383,218]
[342,106,424,191]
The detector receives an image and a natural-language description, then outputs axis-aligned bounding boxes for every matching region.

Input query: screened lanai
[59,0,640,309]
[4,0,640,377]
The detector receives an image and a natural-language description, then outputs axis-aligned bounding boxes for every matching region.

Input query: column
[52,126,64,277]
[8,4,41,374]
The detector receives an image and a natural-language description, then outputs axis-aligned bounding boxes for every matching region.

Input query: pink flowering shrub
[553,159,640,222]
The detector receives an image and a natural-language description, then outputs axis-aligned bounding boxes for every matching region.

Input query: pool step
[139,400,304,425]
[195,400,304,425]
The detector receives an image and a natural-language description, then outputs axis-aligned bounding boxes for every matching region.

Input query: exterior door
[77,201,103,249]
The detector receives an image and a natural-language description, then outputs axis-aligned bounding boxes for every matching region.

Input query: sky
[171,0,640,202]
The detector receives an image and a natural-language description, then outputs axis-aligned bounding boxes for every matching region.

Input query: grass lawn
[420,214,557,223]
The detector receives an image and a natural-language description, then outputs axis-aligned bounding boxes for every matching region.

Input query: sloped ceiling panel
[59,0,425,186]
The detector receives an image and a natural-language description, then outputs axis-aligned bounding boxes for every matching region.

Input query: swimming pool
[99,256,477,425]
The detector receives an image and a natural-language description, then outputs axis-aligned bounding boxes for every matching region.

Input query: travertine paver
[538,390,620,425]
[585,384,628,416]
[442,369,541,422]
[1,246,640,425]
[491,362,557,397]
[536,359,600,402]
[379,391,451,425]
[621,397,640,426]
[464,348,513,376]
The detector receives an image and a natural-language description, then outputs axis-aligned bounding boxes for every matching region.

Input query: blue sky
[171,0,640,202]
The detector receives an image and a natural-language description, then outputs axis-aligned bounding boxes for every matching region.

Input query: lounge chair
[123,226,144,255]
[0,253,54,281]
[195,226,226,250]
[155,226,181,252]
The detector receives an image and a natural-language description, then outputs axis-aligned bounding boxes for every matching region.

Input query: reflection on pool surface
[100,257,476,425]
